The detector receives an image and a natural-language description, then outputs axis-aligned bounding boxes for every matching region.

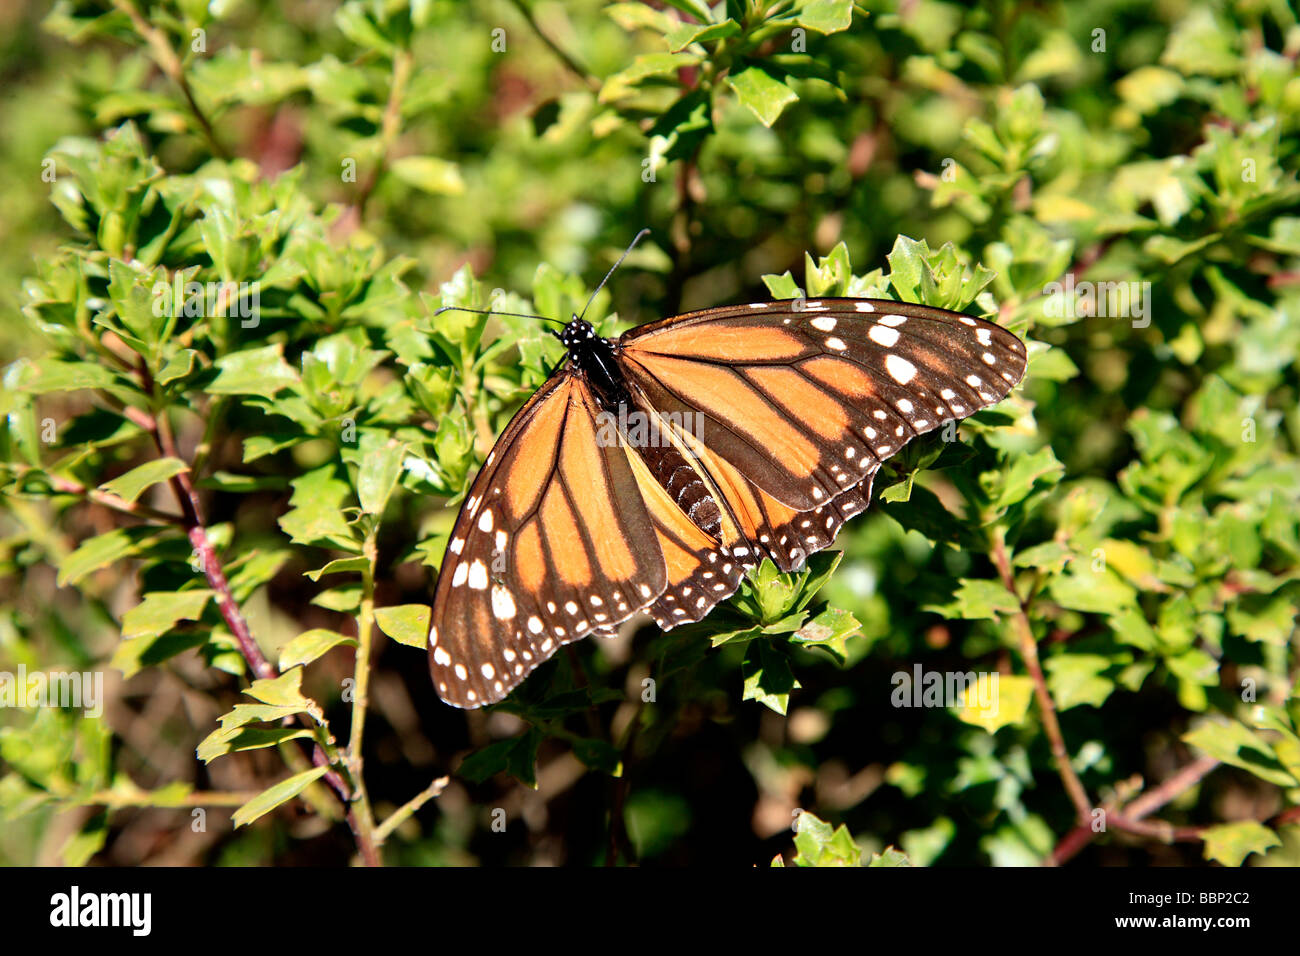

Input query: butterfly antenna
[578,228,651,321]
[434,305,566,327]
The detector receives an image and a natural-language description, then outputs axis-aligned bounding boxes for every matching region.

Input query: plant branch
[124,364,380,864]
[110,0,229,160]
[342,529,382,863]
[353,48,414,216]
[375,775,450,844]
[506,0,601,91]
[989,527,1092,824]
[1049,756,1221,865]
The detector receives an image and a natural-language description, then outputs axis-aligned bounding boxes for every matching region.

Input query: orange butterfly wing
[617,298,1026,513]
[428,373,667,708]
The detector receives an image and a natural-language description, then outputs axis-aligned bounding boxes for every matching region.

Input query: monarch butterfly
[428,235,1026,708]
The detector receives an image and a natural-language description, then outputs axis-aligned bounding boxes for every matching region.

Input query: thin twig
[353,49,413,217]
[110,0,229,159]
[989,528,1092,824]
[127,362,380,864]
[85,789,262,809]
[343,530,382,862]
[1049,756,1221,865]
[375,776,451,844]
[506,0,601,91]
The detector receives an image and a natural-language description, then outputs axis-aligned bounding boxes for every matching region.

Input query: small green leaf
[208,344,299,395]
[57,527,167,587]
[278,628,357,670]
[742,641,801,714]
[304,556,369,581]
[792,0,855,34]
[1201,822,1280,867]
[390,156,464,195]
[725,67,798,127]
[665,19,739,52]
[1183,721,1298,787]
[233,766,329,828]
[98,457,188,504]
[791,811,861,866]
[458,730,542,787]
[374,604,432,649]
[925,578,1021,620]
[954,674,1034,733]
[356,434,406,514]
[121,590,214,640]
[245,668,318,714]
[197,725,313,764]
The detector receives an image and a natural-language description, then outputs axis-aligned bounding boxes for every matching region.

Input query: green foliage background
[1,0,1298,867]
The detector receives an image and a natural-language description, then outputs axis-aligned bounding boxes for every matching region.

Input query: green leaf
[953,674,1034,733]
[925,578,1021,620]
[725,67,799,127]
[245,668,320,718]
[197,725,313,764]
[374,604,432,649]
[742,641,801,714]
[233,766,329,828]
[304,556,369,581]
[278,628,357,670]
[1044,654,1115,710]
[356,433,406,514]
[121,590,214,640]
[792,0,855,34]
[1183,721,1298,787]
[390,156,465,195]
[1201,822,1280,867]
[1048,566,1138,615]
[111,630,210,679]
[791,607,858,663]
[665,19,739,52]
[1012,541,1073,574]
[458,729,542,787]
[278,467,356,548]
[791,811,861,866]
[207,344,299,395]
[57,527,167,587]
[868,847,912,867]
[98,457,188,504]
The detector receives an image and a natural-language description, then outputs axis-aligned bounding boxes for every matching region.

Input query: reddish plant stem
[132,366,379,864]
[989,529,1093,824]
[1049,756,1222,865]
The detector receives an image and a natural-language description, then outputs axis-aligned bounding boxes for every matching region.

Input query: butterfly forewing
[429,374,667,708]
[617,298,1026,512]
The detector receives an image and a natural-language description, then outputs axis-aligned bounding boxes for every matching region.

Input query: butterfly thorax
[563,318,633,409]
[564,318,723,539]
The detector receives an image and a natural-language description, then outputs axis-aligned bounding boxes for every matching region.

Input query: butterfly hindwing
[429,374,667,708]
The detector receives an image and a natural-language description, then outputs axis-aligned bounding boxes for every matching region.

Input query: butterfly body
[429,297,1027,708]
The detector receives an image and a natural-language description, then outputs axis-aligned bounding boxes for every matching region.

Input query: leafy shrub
[0,0,1297,867]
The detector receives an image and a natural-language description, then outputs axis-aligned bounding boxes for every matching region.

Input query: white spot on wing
[868,325,900,347]
[491,585,516,619]
[885,354,917,384]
